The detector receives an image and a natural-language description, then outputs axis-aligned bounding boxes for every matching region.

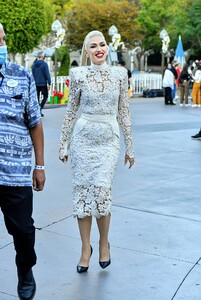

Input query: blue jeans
[171,84,176,100]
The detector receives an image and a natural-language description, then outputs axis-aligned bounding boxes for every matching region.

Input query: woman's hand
[59,155,68,163]
[124,154,135,169]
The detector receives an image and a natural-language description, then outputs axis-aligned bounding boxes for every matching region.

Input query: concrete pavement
[1,97,201,299]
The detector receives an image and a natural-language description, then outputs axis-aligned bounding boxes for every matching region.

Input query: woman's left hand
[124,154,135,169]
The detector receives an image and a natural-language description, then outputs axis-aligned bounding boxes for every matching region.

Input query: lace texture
[59,64,134,218]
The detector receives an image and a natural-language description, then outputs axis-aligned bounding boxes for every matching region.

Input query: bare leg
[96,214,110,261]
[77,216,92,267]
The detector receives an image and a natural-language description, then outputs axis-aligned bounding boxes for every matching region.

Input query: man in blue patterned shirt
[0,23,45,300]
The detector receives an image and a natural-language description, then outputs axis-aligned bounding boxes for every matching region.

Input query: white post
[25,54,29,69]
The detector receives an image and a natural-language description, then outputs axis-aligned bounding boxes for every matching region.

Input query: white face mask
[0,45,8,64]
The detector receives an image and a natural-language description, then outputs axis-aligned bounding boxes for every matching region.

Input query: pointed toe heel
[77,245,93,273]
[99,243,111,269]
[76,265,89,273]
[99,259,111,269]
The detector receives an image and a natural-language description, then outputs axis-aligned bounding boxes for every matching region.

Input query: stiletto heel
[77,245,93,273]
[99,243,111,269]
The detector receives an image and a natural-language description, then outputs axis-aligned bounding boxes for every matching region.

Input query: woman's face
[86,36,108,65]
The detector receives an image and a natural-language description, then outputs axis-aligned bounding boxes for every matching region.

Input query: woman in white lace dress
[59,31,134,273]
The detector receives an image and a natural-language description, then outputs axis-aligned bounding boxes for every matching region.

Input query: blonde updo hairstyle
[80,30,107,66]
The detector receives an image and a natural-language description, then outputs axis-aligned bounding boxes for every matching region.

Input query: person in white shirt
[162,63,175,105]
[191,64,201,107]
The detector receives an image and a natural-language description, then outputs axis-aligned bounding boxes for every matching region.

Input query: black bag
[143,89,164,98]
[178,75,184,84]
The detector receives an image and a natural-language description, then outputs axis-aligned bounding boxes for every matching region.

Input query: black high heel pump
[77,245,93,273]
[99,243,111,269]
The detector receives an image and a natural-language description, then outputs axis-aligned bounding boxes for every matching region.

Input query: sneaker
[191,104,197,107]
[180,103,183,107]
[198,104,201,107]
[185,104,190,107]
[191,130,201,139]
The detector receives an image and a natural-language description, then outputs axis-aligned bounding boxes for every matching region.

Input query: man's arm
[29,120,46,191]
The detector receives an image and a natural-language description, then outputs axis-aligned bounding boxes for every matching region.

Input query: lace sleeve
[117,68,134,158]
[59,69,81,159]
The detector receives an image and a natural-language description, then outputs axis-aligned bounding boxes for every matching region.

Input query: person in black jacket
[170,60,178,100]
[32,52,51,116]
[118,59,134,95]
[179,63,191,107]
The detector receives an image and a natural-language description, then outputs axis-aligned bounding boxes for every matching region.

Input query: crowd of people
[162,59,201,139]
[162,59,201,107]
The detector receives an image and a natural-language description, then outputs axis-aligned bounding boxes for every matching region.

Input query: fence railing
[49,72,163,101]
[132,72,162,95]
[50,76,69,96]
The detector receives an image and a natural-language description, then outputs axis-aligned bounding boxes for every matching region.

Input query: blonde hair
[80,30,106,66]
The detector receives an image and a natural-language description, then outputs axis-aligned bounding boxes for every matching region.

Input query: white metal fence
[49,72,163,100]
[50,76,69,96]
[132,72,162,95]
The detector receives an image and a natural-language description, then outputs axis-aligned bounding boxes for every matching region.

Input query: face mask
[0,45,8,64]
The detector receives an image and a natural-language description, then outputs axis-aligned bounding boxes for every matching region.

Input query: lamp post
[159,29,170,74]
[108,25,118,38]
[108,25,124,65]
[51,19,62,92]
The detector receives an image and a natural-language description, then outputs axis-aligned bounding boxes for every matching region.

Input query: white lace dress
[59,63,134,218]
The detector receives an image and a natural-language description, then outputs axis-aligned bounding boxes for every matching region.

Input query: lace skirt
[70,114,120,218]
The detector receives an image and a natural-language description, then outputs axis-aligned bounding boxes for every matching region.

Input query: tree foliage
[172,0,201,55]
[51,45,70,75]
[0,0,54,54]
[65,0,140,50]
[136,0,178,51]
[136,0,201,56]
[2,0,201,61]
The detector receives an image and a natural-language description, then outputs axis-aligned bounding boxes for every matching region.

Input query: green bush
[51,45,70,76]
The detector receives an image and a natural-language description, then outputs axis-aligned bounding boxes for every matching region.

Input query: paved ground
[1,97,201,300]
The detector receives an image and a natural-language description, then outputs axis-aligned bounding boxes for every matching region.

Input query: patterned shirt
[0,62,41,186]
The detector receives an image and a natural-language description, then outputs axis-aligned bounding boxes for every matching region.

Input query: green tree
[1,0,53,54]
[135,0,177,51]
[136,0,201,57]
[51,45,70,76]
[172,0,201,55]
[65,0,140,50]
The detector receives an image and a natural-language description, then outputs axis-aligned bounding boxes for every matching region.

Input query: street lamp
[108,25,118,37]
[159,29,170,74]
[108,25,123,65]
[51,19,63,92]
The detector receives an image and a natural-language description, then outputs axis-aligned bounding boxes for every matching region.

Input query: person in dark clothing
[32,52,51,117]
[179,63,191,106]
[118,59,134,94]
[162,63,175,105]
[170,60,178,100]
[0,23,45,300]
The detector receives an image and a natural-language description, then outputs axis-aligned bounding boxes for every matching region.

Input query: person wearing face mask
[0,23,45,300]
[162,63,175,105]
[59,30,134,273]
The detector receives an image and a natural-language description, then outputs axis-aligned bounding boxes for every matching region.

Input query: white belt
[81,113,117,123]
[73,113,119,137]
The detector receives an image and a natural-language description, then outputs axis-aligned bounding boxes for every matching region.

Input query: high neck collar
[90,62,108,70]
